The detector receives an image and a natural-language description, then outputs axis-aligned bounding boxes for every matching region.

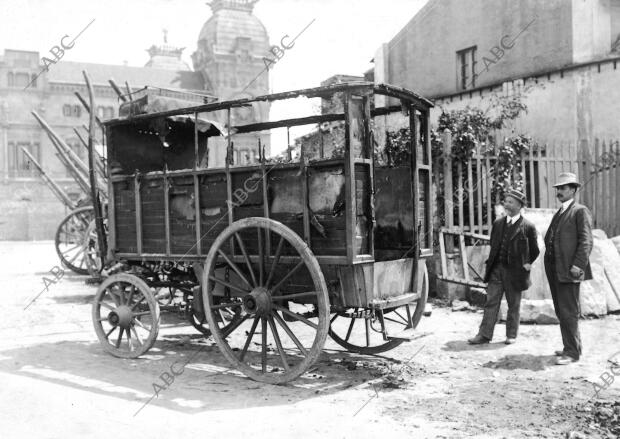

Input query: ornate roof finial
[207,0,258,13]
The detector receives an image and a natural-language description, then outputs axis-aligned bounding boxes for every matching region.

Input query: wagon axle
[107,306,133,329]
[242,287,272,316]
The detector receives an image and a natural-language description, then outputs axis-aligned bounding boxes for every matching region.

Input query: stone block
[499,298,559,324]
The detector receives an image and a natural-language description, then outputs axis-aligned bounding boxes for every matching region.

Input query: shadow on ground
[0,335,395,416]
[442,340,508,352]
[482,354,557,371]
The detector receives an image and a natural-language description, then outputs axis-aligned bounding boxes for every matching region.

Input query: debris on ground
[575,400,620,438]
[451,299,477,312]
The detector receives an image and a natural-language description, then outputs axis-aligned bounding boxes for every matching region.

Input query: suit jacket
[484,215,540,291]
[544,201,593,283]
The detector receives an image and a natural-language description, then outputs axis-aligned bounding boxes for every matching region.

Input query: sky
[0,0,429,153]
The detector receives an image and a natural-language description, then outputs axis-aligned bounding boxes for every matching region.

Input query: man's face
[555,184,576,203]
[503,196,522,216]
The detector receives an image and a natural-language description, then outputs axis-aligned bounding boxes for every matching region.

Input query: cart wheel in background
[203,217,330,384]
[84,220,103,277]
[55,206,94,275]
[329,262,428,355]
[92,273,160,358]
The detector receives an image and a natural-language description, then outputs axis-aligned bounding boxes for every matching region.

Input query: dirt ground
[0,241,619,439]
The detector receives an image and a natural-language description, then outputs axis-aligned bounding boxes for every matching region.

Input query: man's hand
[570,265,583,278]
[523,263,532,271]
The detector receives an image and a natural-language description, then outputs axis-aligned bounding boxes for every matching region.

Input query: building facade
[0,0,270,240]
[374,0,620,145]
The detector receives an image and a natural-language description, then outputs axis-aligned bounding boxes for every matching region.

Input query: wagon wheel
[92,273,160,358]
[203,217,330,384]
[84,220,103,277]
[329,262,428,355]
[55,206,95,275]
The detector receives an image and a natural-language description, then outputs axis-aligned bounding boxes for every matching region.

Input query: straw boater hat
[504,188,527,206]
[552,172,581,188]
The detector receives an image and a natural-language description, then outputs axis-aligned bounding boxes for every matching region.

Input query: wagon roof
[104,82,433,127]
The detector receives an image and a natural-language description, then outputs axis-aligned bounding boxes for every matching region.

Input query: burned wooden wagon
[92,82,433,383]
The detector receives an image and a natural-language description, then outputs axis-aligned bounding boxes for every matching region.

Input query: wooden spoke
[208,275,250,295]
[345,317,355,342]
[365,318,371,347]
[107,289,121,308]
[105,326,117,339]
[330,314,339,324]
[130,295,146,311]
[268,316,290,371]
[272,312,308,356]
[221,314,250,338]
[132,311,152,317]
[272,304,318,329]
[261,317,267,373]
[115,327,124,348]
[234,232,257,287]
[271,261,305,294]
[266,236,285,288]
[257,228,264,286]
[217,250,253,290]
[66,248,85,265]
[240,316,260,361]
[130,326,143,346]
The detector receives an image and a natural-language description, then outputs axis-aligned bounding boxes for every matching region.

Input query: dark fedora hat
[552,172,581,187]
[504,188,527,206]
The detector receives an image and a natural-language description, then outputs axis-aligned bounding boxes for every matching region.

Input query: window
[457,46,477,90]
[7,72,14,87]
[63,104,81,117]
[8,141,40,178]
[14,73,30,88]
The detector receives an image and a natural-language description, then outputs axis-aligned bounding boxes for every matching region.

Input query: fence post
[442,129,454,252]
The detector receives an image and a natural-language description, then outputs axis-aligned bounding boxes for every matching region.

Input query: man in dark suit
[544,172,593,365]
[468,188,540,345]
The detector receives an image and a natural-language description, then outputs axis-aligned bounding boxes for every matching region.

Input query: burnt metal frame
[104,82,433,268]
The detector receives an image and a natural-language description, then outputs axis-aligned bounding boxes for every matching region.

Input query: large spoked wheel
[92,274,160,358]
[203,217,330,384]
[55,206,94,275]
[329,262,428,355]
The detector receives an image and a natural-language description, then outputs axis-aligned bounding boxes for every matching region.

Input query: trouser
[545,259,582,360]
[478,264,522,340]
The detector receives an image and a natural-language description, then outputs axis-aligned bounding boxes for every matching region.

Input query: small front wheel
[92,274,160,358]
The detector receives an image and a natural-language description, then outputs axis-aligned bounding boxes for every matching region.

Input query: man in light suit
[468,188,540,345]
[544,172,593,365]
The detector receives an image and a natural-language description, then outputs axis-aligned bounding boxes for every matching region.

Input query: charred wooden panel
[113,179,137,253]
[140,177,166,254]
[198,172,229,253]
[169,176,197,255]
[374,166,414,257]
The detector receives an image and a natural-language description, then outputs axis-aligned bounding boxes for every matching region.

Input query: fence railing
[438,132,618,238]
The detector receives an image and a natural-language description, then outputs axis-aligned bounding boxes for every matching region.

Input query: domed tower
[192,0,271,165]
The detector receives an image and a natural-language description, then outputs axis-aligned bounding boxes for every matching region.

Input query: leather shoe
[505,338,516,345]
[554,350,565,356]
[555,355,578,365]
[468,335,490,345]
